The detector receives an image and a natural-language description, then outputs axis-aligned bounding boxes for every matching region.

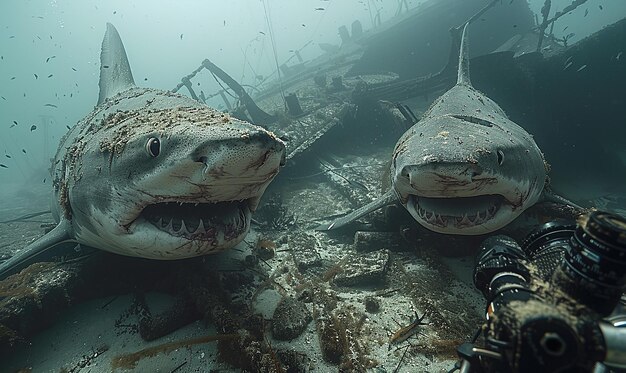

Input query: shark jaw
[130,198,254,257]
[396,175,541,235]
[75,187,268,260]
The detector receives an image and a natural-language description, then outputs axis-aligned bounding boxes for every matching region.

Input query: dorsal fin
[457,22,471,87]
[97,23,135,105]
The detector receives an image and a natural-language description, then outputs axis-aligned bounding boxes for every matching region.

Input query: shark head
[390,24,546,235]
[52,24,285,259]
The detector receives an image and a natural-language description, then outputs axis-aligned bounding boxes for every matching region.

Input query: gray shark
[320,23,559,234]
[0,23,285,279]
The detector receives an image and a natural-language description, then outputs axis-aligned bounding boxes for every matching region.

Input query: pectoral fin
[540,187,585,211]
[316,189,397,231]
[0,218,75,281]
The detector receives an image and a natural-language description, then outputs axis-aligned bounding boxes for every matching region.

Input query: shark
[0,23,285,279]
[320,23,569,235]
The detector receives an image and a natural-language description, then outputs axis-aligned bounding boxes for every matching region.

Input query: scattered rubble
[271,297,312,340]
[334,249,390,287]
[289,232,322,271]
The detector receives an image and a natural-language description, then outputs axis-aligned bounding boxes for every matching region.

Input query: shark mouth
[136,199,252,243]
[405,194,506,230]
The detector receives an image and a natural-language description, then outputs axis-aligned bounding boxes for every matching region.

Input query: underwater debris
[0,210,51,224]
[311,284,373,370]
[333,249,390,287]
[271,296,312,340]
[255,237,276,260]
[0,262,75,347]
[255,193,298,230]
[289,232,322,271]
[0,323,21,349]
[110,334,237,370]
[181,270,291,371]
[275,349,311,372]
[353,231,402,252]
[135,293,199,341]
[364,296,381,313]
[60,345,109,373]
[312,288,343,364]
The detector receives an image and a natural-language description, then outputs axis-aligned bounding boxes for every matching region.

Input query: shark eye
[146,137,161,157]
[497,150,505,165]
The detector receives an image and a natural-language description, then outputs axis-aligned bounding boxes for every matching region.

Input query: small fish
[0,164,8,169]
[71,67,77,71]
[34,73,38,79]
[564,61,573,70]
[180,34,183,40]
[1,96,5,100]
[66,125,71,130]
[259,31,265,35]
[9,36,15,39]
[30,125,37,131]
[599,5,603,10]
[5,154,11,159]
[315,7,325,11]
[70,93,73,97]
[46,55,56,62]
[47,74,53,78]
[584,8,589,17]
[616,52,623,61]
[565,56,573,66]
[223,20,226,26]
[389,312,428,348]
[143,78,147,81]
[9,124,16,128]
[44,103,58,108]
[103,65,110,69]
[12,120,17,126]
[10,77,15,80]
[113,10,117,14]
[302,24,306,27]
[577,64,587,72]
[563,26,569,31]
[43,178,46,183]
[22,149,27,154]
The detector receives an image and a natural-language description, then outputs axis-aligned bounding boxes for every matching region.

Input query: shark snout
[186,129,285,198]
[398,163,491,196]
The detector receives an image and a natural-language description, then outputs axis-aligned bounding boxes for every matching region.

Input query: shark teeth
[141,200,250,239]
[409,195,502,228]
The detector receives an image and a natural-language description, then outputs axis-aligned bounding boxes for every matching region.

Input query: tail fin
[457,22,471,86]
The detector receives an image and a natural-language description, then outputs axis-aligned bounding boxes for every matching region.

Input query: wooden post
[285,93,304,116]
[219,90,232,110]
